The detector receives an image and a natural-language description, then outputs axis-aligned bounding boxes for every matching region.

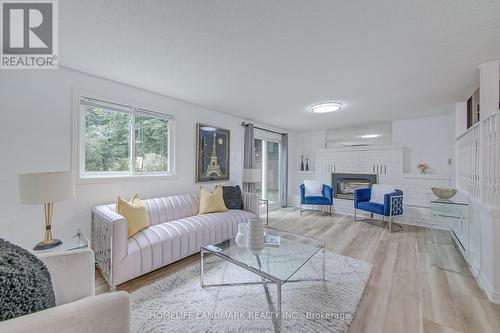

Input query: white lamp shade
[243,168,262,183]
[19,172,75,204]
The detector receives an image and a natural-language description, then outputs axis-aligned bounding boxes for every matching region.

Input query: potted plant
[417,163,429,174]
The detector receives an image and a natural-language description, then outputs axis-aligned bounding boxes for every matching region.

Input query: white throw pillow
[369,184,396,204]
[304,180,323,197]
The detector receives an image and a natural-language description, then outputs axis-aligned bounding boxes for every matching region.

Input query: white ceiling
[60,0,500,131]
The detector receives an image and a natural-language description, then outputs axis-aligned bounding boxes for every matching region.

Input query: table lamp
[18,171,75,250]
[243,168,262,192]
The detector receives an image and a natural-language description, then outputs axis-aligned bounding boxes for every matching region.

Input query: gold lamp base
[33,239,62,251]
[33,202,63,251]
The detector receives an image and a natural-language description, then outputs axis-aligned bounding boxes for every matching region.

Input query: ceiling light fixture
[360,134,380,139]
[310,102,342,113]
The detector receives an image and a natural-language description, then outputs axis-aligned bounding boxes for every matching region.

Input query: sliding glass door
[254,137,281,207]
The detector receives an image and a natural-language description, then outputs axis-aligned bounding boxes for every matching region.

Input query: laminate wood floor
[95,208,500,333]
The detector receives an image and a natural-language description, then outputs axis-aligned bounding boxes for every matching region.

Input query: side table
[32,229,89,254]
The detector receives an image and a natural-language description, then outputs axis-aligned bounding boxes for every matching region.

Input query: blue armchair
[354,188,404,232]
[300,184,334,216]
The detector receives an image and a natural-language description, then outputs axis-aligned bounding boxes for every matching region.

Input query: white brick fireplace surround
[290,145,452,229]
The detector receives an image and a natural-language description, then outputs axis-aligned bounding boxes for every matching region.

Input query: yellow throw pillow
[117,193,149,238]
[198,186,228,215]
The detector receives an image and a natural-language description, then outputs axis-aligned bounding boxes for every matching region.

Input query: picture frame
[196,123,230,183]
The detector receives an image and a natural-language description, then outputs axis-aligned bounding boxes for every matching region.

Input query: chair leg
[354,208,357,221]
[389,217,392,233]
[330,205,333,216]
[300,203,302,216]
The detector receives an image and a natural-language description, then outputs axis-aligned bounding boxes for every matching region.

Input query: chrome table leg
[200,249,204,288]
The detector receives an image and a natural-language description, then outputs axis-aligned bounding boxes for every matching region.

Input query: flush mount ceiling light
[310,102,342,114]
[360,134,380,139]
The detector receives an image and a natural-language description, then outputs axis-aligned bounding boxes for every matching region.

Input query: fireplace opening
[332,173,377,200]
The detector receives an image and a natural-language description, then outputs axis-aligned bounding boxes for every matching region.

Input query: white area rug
[130,251,372,333]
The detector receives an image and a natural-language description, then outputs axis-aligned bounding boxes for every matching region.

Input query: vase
[235,223,247,247]
[305,158,309,171]
[246,217,264,250]
[300,156,304,171]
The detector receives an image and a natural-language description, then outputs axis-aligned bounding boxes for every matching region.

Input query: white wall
[392,113,454,175]
[0,68,258,249]
[288,129,326,171]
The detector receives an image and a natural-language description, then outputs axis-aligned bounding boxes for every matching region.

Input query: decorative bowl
[431,188,457,199]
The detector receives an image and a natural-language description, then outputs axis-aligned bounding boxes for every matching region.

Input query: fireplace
[332,173,377,200]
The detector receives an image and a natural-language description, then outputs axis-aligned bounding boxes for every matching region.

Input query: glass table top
[430,198,468,206]
[201,227,325,283]
[32,230,89,254]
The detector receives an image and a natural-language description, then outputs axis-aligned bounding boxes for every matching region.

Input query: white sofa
[92,192,259,288]
[0,249,130,333]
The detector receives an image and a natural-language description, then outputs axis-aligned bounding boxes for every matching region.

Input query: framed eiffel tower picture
[196,123,230,183]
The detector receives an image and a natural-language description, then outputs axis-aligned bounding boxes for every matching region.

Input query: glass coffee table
[200,227,325,332]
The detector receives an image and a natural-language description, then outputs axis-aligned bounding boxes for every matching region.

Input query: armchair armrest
[383,190,404,216]
[300,184,305,203]
[354,188,371,208]
[0,291,130,333]
[39,249,95,306]
[322,185,333,204]
[243,192,259,216]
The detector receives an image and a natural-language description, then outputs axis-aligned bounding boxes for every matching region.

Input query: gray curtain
[280,133,288,207]
[243,124,255,193]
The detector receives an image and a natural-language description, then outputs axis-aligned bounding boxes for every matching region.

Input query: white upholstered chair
[0,249,130,333]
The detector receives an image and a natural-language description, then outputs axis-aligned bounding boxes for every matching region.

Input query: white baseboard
[478,271,500,305]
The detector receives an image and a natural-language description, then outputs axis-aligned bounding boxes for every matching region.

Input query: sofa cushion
[357,201,384,215]
[117,194,149,238]
[122,210,254,280]
[222,185,244,210]
[199,187,228,215]
[0,238,56,321]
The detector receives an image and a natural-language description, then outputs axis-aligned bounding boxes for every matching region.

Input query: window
[79,96,174,179]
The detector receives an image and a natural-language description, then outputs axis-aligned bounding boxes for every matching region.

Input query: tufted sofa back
[101,193,200,227]
[141,194,200,226]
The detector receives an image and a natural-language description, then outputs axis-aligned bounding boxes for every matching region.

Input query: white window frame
[73,91,176,183]
[254,130,282,209]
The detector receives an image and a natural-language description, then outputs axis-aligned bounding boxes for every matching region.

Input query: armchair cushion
[303,196,332,205]
[369,184,396,204]
[303,180,323,197]
[357,201,384,215]
[0,239,55,321]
